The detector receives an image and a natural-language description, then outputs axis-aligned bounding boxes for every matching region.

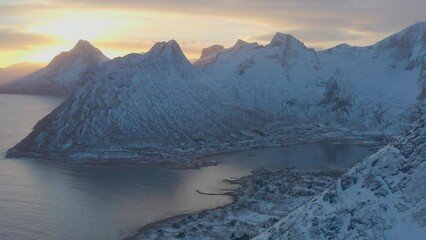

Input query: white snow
[195,22,426,131]
[255,116,426,240]
[6,40,265,162]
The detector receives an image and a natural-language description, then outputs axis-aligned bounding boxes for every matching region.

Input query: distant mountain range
[0,40,109,95]
[0,62,46,86]
[195,22,426,130]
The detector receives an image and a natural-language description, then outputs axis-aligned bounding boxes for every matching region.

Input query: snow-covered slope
[0,40,109,95]
[255,115,426,240]
[195,33,327,119]
[6,40,264,162]
[194,39,260,68]
[193,44,225,67]
[0,62,46,86]
[317,22,426,128]
[196,23,426,130]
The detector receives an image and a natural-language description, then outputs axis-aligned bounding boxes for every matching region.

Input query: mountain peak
[146,40,190,64]
[336,43,352,48]
[72,39,96,51]
[148,40,181,53]
[377,22,426,45]
[374,22,426,63]
[194,45,225,67]
[235,39,248,46]
[229,39,251,51]
[270,32,305,48]
[200,45,225,59]
[67,40,109,62]
[48,39,109,67]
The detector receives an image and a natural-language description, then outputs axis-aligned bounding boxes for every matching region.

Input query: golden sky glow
[0,0,425,68]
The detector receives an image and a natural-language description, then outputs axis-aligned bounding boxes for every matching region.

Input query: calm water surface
[0,94,374,240]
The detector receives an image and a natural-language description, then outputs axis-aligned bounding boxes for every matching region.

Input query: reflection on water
[207,143,373,169]
[0,94,374,240]
[0,159,225,240]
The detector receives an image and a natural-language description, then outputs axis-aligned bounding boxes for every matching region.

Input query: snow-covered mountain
[0,40,109,95]
[193,44,225,67]
[317,22,426,128]
[195,33,328,120]
[6,23,426,163]
[194,39,260,68]
[254,115,426,240]
[0,62,46,86]
[196,22,426,130]
[6,40,264,162]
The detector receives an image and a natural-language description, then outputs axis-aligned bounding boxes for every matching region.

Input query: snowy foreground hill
[196,22,426,130]
[254,116,426,240]
[0,40,109,95]
[6,40,264,163]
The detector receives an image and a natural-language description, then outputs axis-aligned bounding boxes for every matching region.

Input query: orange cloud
[0,29,60,49]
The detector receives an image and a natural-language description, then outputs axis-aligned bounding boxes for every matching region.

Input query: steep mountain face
[254,115,426,240]
[196,23,426,130]
[7,40,264,161]
[318,22,426,128]
[195,33,323,119]
[194,40,260,68]
[194,44,225,66]
[375,22,426,70]
[0,40,109,95]
[0,62,46,86]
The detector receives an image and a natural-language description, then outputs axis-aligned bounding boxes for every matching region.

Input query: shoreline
[124,198,237,240]
[4,132,385,170]
[6,121,389,168]
[4,132,385,239]
[126,167,348,240]
[125,175,248,240]
[121,134,384,239]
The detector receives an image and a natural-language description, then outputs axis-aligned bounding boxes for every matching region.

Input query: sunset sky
[1,0,425,68]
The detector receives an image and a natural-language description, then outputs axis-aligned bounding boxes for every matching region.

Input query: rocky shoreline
[127,167,350,240]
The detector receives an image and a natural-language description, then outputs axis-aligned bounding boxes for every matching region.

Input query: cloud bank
[0,0,425,66]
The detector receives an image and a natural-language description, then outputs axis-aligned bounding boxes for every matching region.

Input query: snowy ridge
[6,40,265,162]
[199,45,225,59]
[0,40,109,95]
[374,21,426,68]
[196,22,426,131]
[269,32,307,49]
[196,32,323,120]
[194,39,260,67]
[254,115,426,240]
[193,45,225,67]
